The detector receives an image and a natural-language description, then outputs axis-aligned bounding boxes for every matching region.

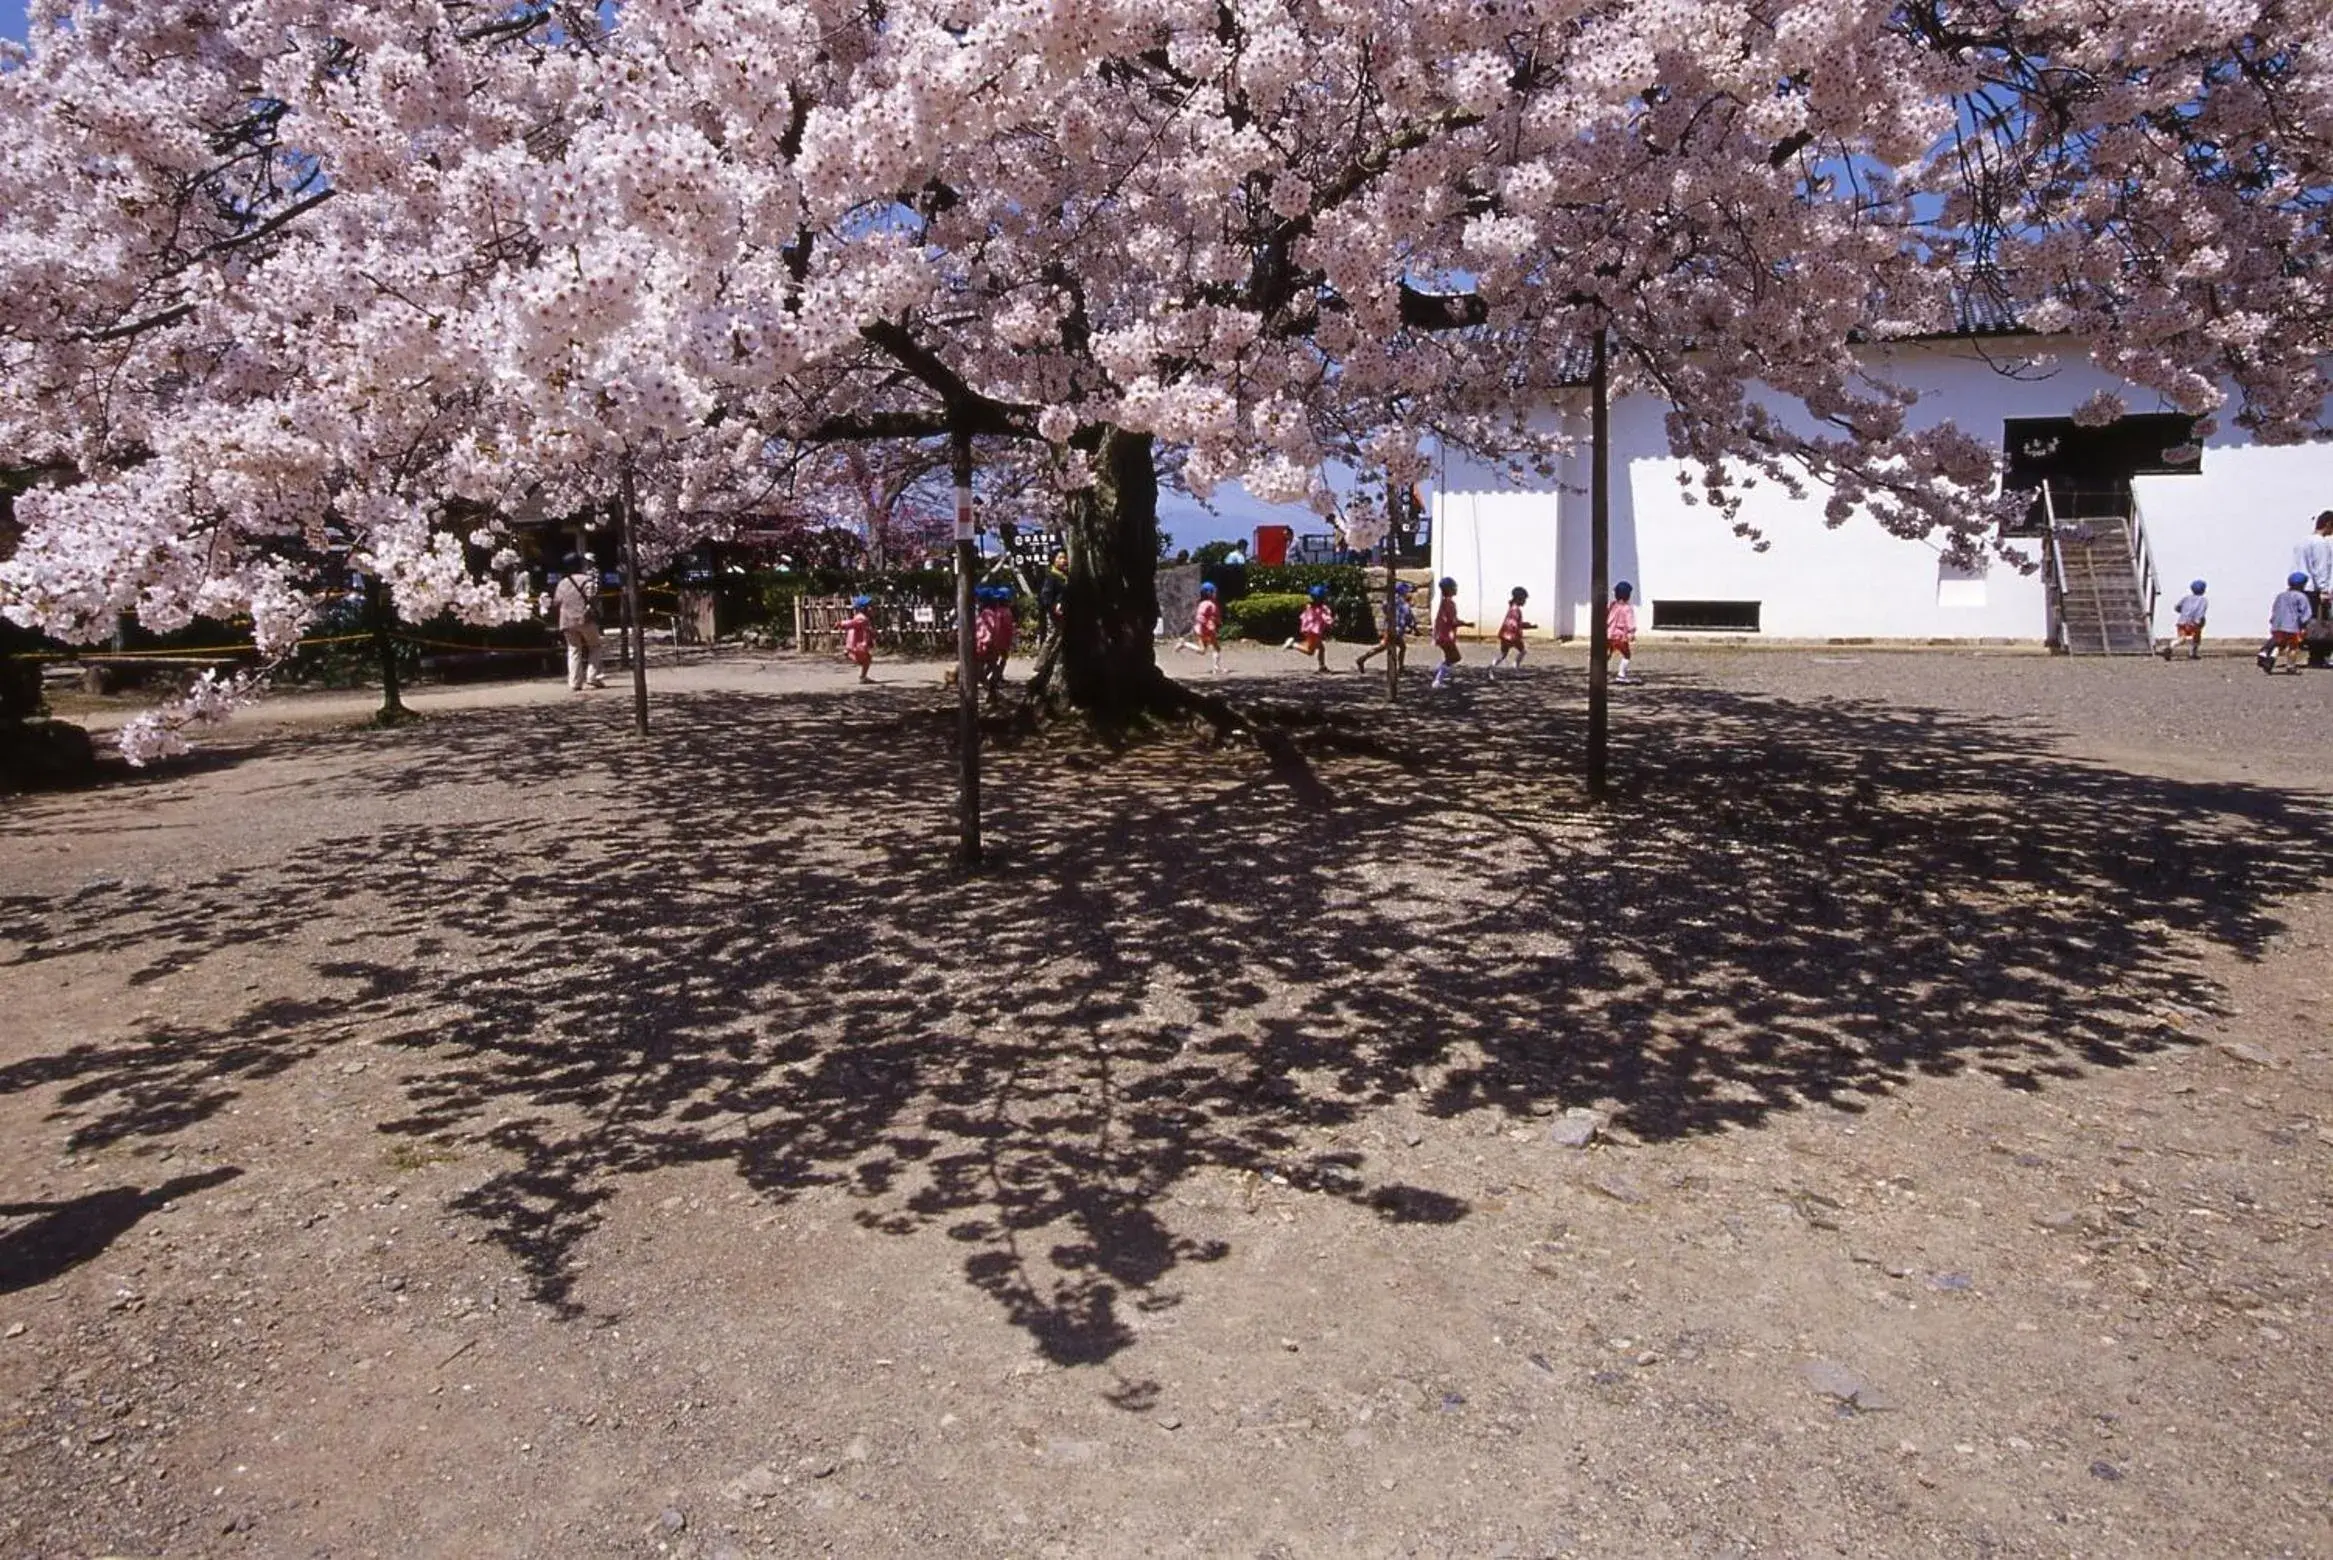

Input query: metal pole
[952,426,982,865]
[619,465,649,736]
[1587,328,1610,803]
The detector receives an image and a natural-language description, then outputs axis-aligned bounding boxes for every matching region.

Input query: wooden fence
[794,595,961,656]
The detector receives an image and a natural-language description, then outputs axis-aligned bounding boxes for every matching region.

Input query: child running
[1174,581,1224,674]
[1429,576,1471,689]
[1490,587,1537,676]
[2170,579,2208,661]
[1356,580,1417,676]
[840,594,876,683]
[976,584,1018,697]
[1284,583,1335,672]
[1607,581,1638,683]
[2261,571,2312,674]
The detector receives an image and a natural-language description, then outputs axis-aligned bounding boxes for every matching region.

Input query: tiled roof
[1535,274,2043,386]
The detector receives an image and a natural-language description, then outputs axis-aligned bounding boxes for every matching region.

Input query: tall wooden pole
[951,425,982,866]
[619,465,649,736]
[1587,328,1611,803]
[1382,486,1402,701]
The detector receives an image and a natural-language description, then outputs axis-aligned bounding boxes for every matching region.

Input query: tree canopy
[3,2,2328,748]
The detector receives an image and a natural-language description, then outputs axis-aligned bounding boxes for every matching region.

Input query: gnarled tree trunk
[1059,425,1169,722]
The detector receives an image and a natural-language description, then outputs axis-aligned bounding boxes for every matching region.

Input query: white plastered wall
[2134,440,2328,643]
[1433,339,2333,643]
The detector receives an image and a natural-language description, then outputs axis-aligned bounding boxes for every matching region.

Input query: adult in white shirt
[2295,512,2333,666]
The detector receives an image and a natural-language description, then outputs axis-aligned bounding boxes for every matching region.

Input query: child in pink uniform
[841,595,876,682]
[1491,587,1537,675]
[1356,580,1416,676]
[1283,583,1335,672]
[1174,581,1224,674]
[975,585,1018,696]
[1430,576,1470,689]
[1607,581,1638,683]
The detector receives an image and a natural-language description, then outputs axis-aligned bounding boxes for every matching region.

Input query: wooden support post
[952,426,982,866]
[1587,328,1611,803]
[619,465,650,736]
[1382,522,1400,701]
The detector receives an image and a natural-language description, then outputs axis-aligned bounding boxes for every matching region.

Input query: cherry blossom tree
[3,1,2329,748]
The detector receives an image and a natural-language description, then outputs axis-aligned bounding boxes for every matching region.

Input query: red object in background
[1252,525,1293,566]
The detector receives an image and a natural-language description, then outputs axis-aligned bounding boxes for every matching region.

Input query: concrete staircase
[2053,528,2155,655]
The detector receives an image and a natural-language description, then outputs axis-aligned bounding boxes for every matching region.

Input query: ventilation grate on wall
[1649,599,1761,632]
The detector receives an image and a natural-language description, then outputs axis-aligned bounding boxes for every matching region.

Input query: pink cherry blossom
[0,1,2327,750]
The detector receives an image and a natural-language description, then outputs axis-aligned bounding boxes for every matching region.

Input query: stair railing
[2123,490,2161,641]
[2039,481,2071,653]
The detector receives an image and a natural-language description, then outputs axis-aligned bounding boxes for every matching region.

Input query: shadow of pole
[0,1167,243,1294]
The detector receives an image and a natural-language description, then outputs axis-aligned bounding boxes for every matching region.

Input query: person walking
[552,554,606,691]
[1355,580,1417,677]
[1429,576,1470,690]
[1607,581,1639,683]
[1283,583,1336,672]
[840,594,877,682]
[2261,571,2313,674]
[976,584,1019,697]
[2169,579,2208,661]
[1174,581,1224,674]
[2297,512,2333,667]
[1490,587,1537,675]
[1037,551,1070,645]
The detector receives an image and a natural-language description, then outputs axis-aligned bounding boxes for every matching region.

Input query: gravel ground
[2,644,2329,1559]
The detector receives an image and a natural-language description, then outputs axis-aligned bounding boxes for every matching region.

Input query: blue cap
[2290,571,2310,588]
[1613,581,1633,599]
[851,595,872,609]
[1394,580,1415,594]
[1308,583,1329,600]
[2190,579,2207,593]
[1510,586,1529,601]
[1439,577,1457,591]
[1199,581,1216,596]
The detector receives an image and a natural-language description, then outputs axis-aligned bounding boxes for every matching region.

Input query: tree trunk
[1059,425,1169,721]
[364,571,406,724]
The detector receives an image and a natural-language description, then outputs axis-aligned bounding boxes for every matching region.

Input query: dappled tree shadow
[1,666,2321,1375]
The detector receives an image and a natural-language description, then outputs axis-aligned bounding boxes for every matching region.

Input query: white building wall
[1432,339,2333,644]
[1429,488,1562,637]
[2134,440,2327,643]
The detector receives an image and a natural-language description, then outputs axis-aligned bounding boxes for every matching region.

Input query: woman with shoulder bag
[554,554,607,691]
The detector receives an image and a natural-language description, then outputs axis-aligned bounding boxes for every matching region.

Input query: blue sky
[0,0,1312,551]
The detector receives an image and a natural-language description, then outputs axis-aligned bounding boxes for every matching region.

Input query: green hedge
[1245,563,1365,597]
[1240,564,1375,643]
[1221,593,1309,643]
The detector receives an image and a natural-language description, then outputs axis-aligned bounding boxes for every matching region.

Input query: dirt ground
[2,642,2329,1559]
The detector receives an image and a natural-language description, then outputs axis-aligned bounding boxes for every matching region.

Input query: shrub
[1221,592,1310,643]
[1243,563,1376,642]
